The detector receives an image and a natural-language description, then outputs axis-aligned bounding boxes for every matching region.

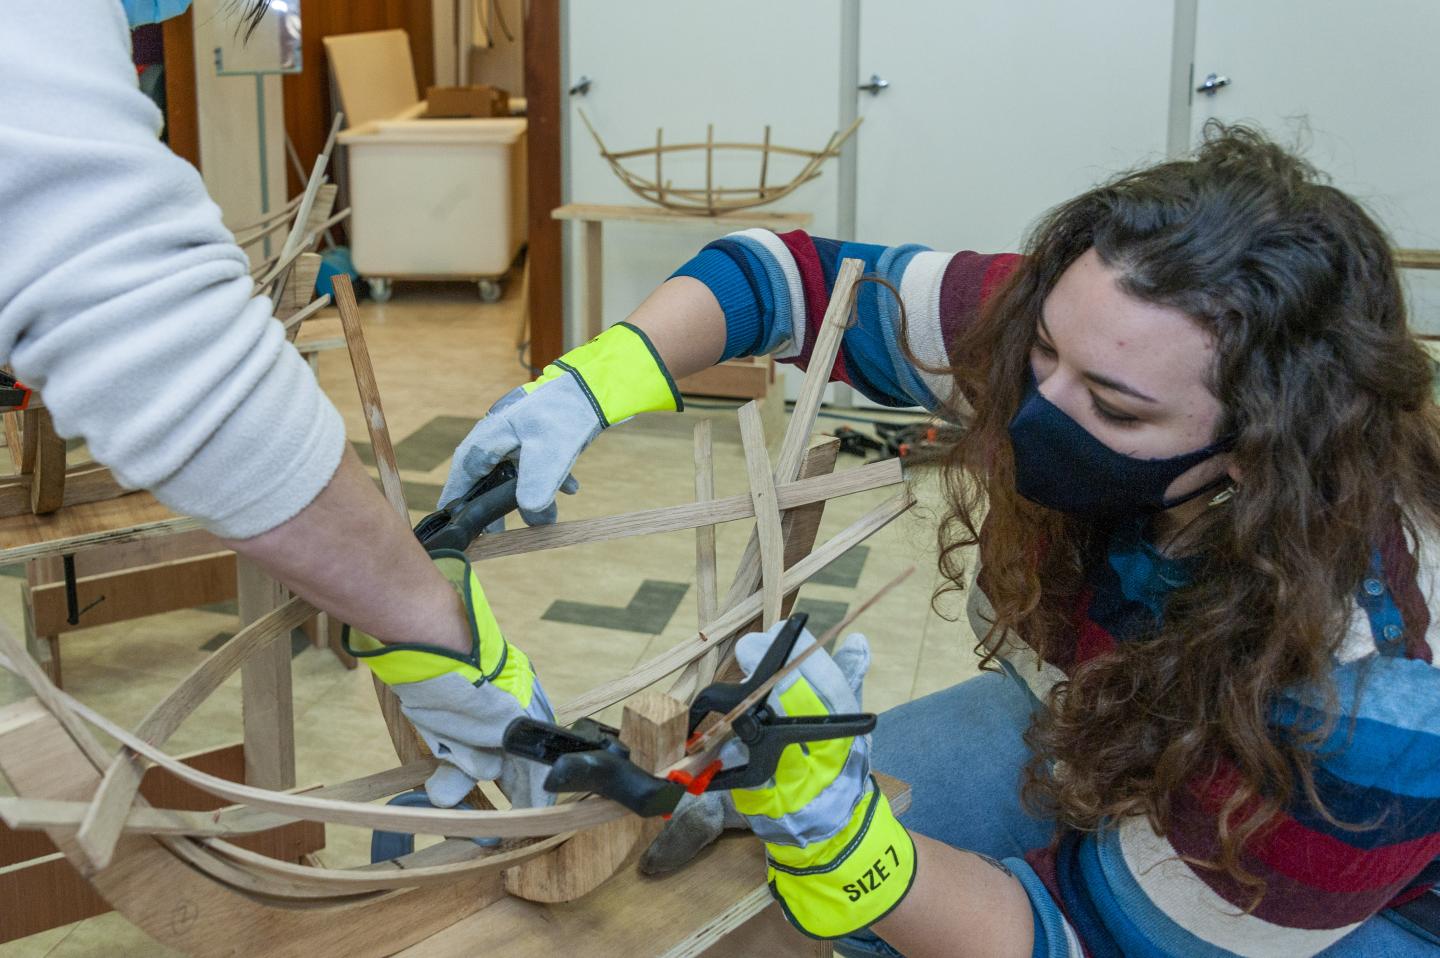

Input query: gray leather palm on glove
[639,628,873,876]
[345,551,557,809]
[440,322,681,527]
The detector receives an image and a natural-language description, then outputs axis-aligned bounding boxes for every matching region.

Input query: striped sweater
[672,230,1440,957]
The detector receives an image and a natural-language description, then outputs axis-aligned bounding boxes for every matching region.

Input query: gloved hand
[440,322,682,526]
[343,550,556,809]
[639,630,873,875]
[660,622,913,940]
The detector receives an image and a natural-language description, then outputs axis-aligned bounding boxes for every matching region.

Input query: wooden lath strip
[466,456,900,561]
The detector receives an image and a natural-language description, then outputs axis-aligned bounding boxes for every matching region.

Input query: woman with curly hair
[449,125,1440,955]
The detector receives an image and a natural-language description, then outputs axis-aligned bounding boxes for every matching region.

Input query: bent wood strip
[3,761,437,838]
[466,456,900,562]
[205,830,570,894]
[0,627,314,896]
[76,594,314,872]
[560,489,912,723]
[0,700,505,958]
[737,403,783,628]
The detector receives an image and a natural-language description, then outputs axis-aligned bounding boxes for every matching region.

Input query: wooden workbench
[400,774,910,958]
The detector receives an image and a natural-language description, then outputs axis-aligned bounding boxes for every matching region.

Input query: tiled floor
[0,279,982,957]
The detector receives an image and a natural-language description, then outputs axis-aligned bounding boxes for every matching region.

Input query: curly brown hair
[933,123,1440,900]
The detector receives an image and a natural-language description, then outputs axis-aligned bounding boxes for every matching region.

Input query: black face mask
[1007,369,1232,520]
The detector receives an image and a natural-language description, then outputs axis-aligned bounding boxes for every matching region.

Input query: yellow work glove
[344,551,556,809]
[439,322,682,525]
[727,623,916,939]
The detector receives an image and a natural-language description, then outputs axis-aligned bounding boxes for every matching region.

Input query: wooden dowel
[759,124,771,196]
[656,128,664,206]
[705,123,714,214]
[738,403,783,628]
[693,420,718,629]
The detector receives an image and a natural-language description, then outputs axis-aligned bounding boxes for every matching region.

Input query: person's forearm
[624,276,727,378]
[220,445,470,654]
[872,833,1034,958]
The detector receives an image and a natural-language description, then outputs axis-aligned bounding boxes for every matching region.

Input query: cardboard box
[425,85,510,119]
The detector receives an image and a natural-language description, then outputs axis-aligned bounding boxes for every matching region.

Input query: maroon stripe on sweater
[1169,777,1428,927]
[774,230,852,385]
[1185,764,1440,893]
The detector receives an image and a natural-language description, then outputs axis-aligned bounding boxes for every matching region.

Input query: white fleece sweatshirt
[0,3,347,538]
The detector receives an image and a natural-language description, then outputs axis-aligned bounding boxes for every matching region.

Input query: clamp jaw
[502,614,876,817]
[413,461,519,551]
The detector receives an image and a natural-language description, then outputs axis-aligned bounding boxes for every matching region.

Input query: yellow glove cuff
[525,322,682,426]
[344,551,536,708]
[767,783,916,940]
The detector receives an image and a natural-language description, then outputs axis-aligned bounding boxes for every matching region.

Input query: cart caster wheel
[477,279,503,303]
[369,278,393,303]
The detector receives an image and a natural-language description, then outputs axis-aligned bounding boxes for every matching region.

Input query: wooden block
[501,815,643,905]
[504,691,688,904]
[28,409,65,515]
[677,357,771,400]
[28,551,237,637]
[619,690,689,774]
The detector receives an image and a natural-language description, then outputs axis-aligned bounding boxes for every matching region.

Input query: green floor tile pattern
[542,580,691,634]
[392,415,479,473]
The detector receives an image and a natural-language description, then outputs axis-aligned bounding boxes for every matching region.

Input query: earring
[1208,484,1236,507]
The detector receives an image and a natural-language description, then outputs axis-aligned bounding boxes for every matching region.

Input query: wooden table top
[553,202,813,231]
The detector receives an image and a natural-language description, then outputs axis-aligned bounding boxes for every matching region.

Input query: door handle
[569,75,593,97]
[858,73,890,96]
[1195,72,1230,96]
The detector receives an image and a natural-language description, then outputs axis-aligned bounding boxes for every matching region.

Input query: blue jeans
[836,669,1440,957]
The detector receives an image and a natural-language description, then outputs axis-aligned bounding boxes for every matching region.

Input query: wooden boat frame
[579,111,862,216]
[0,259,913,956]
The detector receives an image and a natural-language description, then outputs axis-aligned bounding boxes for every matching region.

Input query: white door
[853,1,1176,255]
[564,2,845,345]
[1191,0,1440,331]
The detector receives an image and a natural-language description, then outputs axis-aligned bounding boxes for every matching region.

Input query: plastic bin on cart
[338,117,526,302]
[325,29,527,303]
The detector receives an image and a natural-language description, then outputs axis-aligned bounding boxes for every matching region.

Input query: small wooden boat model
[579,111,862,216]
